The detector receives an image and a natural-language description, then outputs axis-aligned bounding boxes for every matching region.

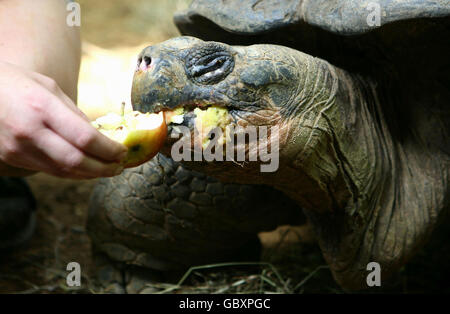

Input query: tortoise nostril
[137,55,152,72]
[143,56,152,67]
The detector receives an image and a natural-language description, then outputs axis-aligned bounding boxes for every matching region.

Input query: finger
[57,89,91,122]
[33,128,124,178]
[43,96,127,162]
[34,72,91,122]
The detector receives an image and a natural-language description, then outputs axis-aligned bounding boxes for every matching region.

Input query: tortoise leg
[91,249,166,294]
[91,250,127,293]
[0,177,36,252]
[87,154,304,293]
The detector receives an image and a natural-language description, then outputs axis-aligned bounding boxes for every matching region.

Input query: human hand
[0,61,127,179]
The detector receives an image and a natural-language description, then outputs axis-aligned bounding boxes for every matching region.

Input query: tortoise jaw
[162,103,236,151]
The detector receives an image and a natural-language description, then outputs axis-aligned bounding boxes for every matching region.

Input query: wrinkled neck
[277,57,388,213]
[283,57,449,289]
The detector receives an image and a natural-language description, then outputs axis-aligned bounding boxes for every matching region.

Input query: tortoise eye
[185,43,234,84]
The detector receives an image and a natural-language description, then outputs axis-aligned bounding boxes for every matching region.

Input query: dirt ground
[1,0,449,294]
[0,175,97,293]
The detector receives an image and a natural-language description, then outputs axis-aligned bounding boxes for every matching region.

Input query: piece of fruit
[92,109,167,168]
[164,105,231,148]
[193,106,230,148]
[164,107,185,124]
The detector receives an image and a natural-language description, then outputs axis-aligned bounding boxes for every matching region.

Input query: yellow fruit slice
[193,106,230,148]
[164,107,185,124]
[92,110,167,168]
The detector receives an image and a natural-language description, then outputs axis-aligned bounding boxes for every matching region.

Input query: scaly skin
[88,154,303,292]
[89,36,449,290]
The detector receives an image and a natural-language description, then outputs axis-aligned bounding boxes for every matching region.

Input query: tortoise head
[131,37,336,185]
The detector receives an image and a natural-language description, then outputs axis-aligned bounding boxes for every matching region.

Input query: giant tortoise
[87,0,450,291]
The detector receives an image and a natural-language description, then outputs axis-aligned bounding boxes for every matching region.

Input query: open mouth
[161,103,233,148]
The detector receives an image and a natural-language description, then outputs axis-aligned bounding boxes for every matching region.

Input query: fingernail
[117,151,128,162]
[114,166,124,176]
